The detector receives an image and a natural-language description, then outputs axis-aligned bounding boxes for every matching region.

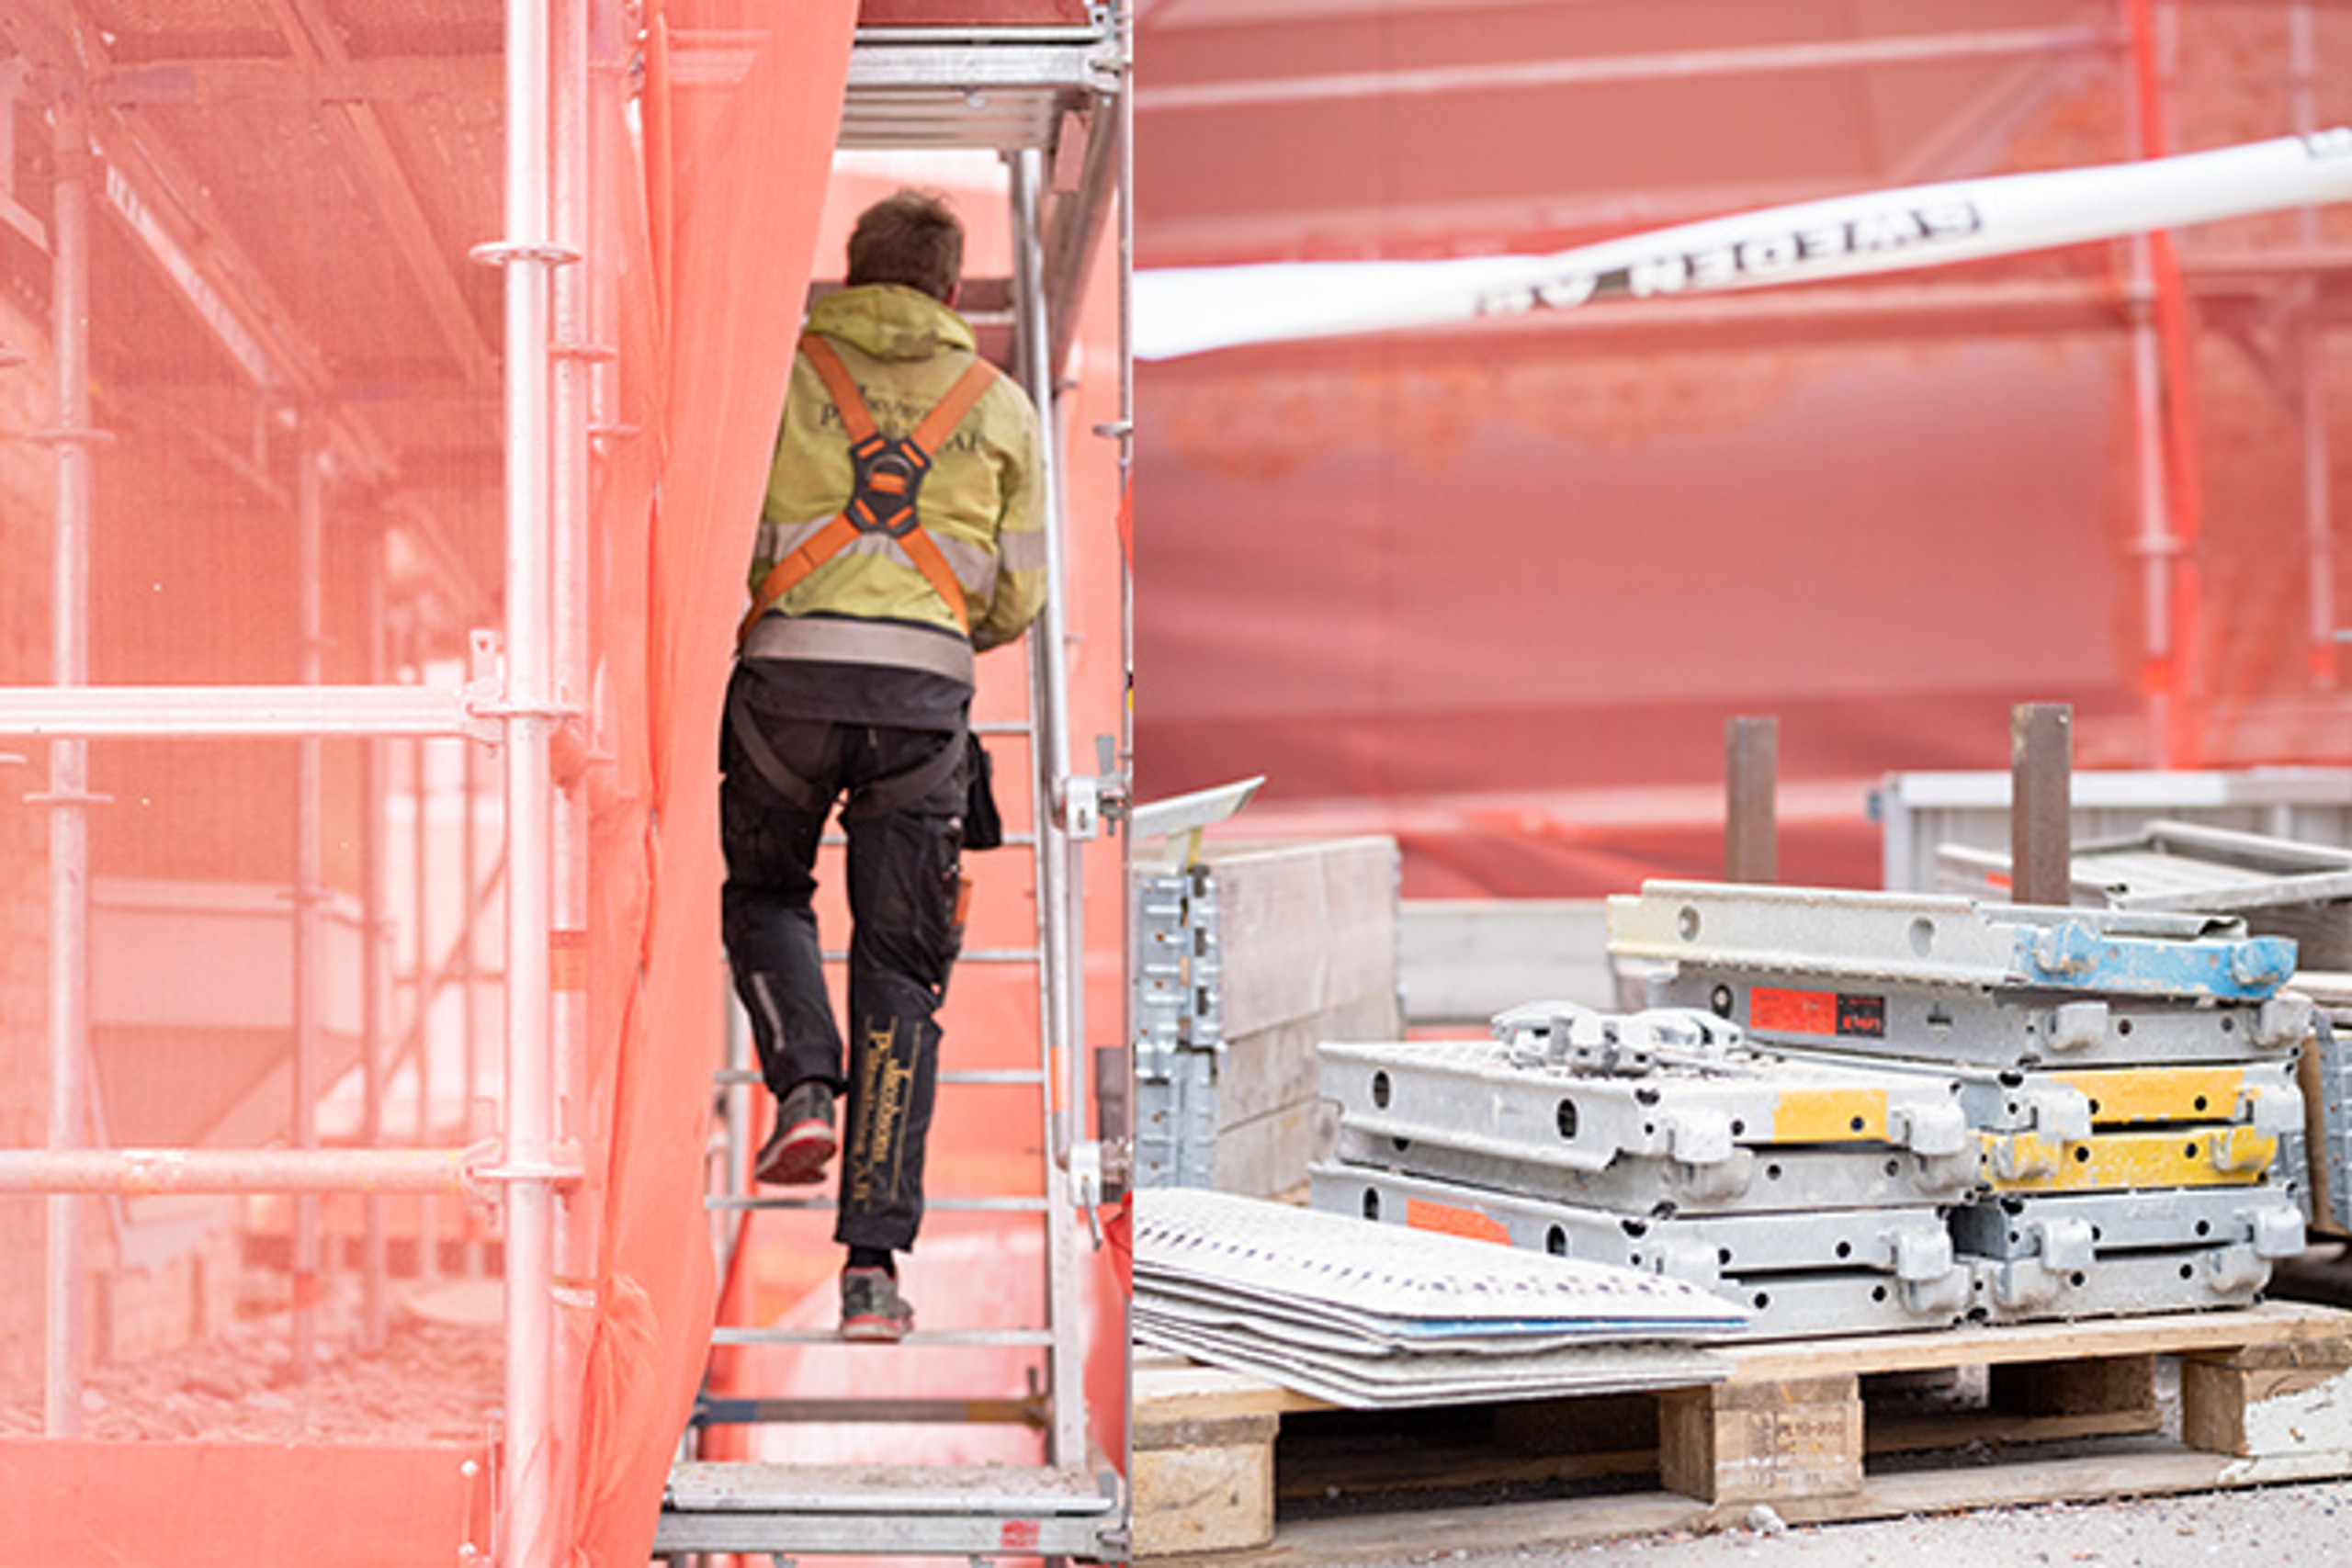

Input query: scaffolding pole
[2291,2,2336,693]
[1011,145,1090,1472]
[546,0,594,1548]
[40,88,96,1443]
[290,435,328,1381]
[486,0,565,1556]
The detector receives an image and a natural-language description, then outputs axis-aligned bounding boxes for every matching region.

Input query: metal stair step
[655,1461,1122,1558]
[708,1325,1057,1348]
[712,1066,1044,1088]
[693,1393,1047,1427]
[707,1194,1047,1213]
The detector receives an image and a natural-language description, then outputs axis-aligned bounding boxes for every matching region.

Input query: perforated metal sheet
[1132,1187,1745,1337]
[1131,1311,1729,1408]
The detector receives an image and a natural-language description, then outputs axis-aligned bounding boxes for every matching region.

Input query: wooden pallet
[1134,1301,2352,1562]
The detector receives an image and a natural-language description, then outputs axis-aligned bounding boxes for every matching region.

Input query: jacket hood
[808,284,977,362]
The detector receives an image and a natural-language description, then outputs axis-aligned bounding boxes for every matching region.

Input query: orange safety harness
[737,332,1001,648]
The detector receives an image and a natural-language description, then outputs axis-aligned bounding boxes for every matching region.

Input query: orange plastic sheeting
[1134,330,2141,896]
[0,1440,492,1565]
[568,6,857,1564]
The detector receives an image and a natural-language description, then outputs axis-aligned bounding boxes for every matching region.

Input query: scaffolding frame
[0,2,592,1560]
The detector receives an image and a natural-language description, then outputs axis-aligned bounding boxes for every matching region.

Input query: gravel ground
[1507,1482,2352,1564]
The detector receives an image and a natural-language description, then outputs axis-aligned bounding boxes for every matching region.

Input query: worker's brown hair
[845,188,965,301]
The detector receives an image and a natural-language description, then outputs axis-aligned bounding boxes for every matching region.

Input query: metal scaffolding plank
[1331,1125,1982,1216]
[1610,881,2297,1001]
[1950,1186,2307,1262]
[1320,1032,1971,1176]
[1644,969,2306,1066]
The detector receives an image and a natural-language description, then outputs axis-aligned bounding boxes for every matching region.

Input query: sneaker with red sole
[753,1080,836,1186]
[840,1266,915,1342]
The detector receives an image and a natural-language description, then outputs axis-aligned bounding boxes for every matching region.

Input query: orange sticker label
[1406,1197,1510,1247]
[1750,986,1837,1034]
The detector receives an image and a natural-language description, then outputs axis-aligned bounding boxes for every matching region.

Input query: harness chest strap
[738,333,1001,647]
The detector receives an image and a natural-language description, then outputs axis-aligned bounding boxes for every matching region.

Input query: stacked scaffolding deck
[1317,1011,1984,1339]
[1611,881,2312,1069]
[1598,881,2313,1325]
[1308,1162,1969,1339]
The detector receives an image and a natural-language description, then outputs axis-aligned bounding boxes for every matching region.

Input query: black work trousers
[719,673,967,1255]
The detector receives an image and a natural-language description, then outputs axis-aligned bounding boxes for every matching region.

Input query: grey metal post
[41,89,96,1440]
[1724,716,1778,886]
[292,434,327,1381]
[2010,704,2073,908]
[1011,145,1090,1472]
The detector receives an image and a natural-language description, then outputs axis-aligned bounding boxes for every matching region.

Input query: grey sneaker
[754,1081,836,1187]
[840,1266,915,1342]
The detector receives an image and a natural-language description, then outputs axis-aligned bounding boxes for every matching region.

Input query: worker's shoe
[754,1081,836,1187]
[840,1266,915,1342]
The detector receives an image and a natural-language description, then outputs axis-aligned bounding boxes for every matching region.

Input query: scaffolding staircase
[652,10,1128,1562]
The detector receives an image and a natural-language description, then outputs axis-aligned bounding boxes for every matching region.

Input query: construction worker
[721,188,1045,1341]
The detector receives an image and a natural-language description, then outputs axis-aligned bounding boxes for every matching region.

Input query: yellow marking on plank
[1772,1088,1888,1143]
[1982,1125,2278,1193]
[2051,1066,2250,1127]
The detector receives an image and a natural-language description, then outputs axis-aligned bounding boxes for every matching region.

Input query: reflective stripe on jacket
[750,284,1046,658]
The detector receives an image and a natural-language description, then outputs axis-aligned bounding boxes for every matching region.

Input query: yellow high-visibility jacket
[745,285,1046,681]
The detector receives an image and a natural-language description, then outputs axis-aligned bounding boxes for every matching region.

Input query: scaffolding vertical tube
[42,91,95,1442]
[362,518,390,1348]
[550,0,591,1252]
[2122,0,2177,764]
[498,0,561,1559]
[1010,146,1089,1472]
[413,714,440,1280]
[545,1,592,1547]
[292,436,327,1381]
[2291,4,2335,693]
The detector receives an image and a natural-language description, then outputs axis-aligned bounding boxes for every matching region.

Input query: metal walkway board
[663,1461,1115,1515]
[1307,1163,1956,1286]
[1978,1124,2279,1193]
[1319,1035,1971,1176]
[1306,1164,1972,1340]
[1334,1125,1982,1216]
[1971,1244,2270,1323]
[1645,969,2303,1066]
[655,1461,1123,1559]
[1131,1310,1730,1410]
[1774,1049,2303,1137]
[1131,1187,1747,1336]
[1951,1185,2307,1262]
[1611,881,2295,1001]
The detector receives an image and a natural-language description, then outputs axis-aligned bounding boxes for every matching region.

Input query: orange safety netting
[568,5,858,1561]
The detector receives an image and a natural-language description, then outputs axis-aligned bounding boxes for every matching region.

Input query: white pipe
[43,93,95,1443]
[498,0,560,1558]
[1135,127,2352,361]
